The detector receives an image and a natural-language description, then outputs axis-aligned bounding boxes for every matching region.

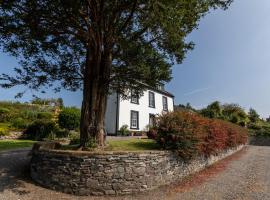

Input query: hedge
[155,111,248,159]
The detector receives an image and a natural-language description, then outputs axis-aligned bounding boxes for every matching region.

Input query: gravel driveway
[0,145,270,200]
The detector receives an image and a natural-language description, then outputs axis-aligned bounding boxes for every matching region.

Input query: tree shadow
[0,149,33,196]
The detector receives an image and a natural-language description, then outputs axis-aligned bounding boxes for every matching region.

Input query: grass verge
[0,140,35,152]
[105,138,159,151]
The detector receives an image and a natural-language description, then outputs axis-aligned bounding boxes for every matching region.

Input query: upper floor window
[162,96,168,111]
[131,90,139,104]
[157,83,165,91]
[149,91,155,108]
[130,110,139,129]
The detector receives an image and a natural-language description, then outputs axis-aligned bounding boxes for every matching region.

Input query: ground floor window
[130,110,139,129]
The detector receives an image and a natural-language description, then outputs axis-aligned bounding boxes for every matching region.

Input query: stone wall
[30,145,244,196]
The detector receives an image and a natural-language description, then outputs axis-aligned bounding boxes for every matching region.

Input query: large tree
[0,0,232,147]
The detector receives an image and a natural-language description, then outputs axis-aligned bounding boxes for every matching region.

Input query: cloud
[184,86,213,96]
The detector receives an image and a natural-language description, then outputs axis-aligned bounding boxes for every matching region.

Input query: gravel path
[0,145,269,200]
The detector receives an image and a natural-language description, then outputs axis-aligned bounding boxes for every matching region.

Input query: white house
[104,84,174,135]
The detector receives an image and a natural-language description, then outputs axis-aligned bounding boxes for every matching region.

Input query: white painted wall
[118,89,174,132]
[104,92,117,134]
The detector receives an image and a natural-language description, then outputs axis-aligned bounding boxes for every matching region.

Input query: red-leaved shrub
[155,111,248,159]
[147,129,158,139]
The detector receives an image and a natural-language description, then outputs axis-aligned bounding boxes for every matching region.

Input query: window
[131,90,139,104]
[130,111,139,129]
[149,114,156,128]
[149,91,155,108]
[162,96,168,111]
[157,83,165,91]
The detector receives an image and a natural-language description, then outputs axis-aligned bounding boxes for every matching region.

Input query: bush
[37,112,53,120]
[12,118,29,129]
[147,129,158,139]
[118,125,130,136]
[0,129,9,137]
[155,111,248,159]
[55,128,70,138]
[24,120,56,141]
[22,110,38,120]
[58,107,80,130]
[0,108,10,122]
[69,131,80,145]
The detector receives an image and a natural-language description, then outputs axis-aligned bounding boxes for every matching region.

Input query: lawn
[0,140,35,152]
[105,138,160,151]
[62,138,160,151]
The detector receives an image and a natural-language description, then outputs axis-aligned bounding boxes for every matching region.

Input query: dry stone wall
[31,145,244,196]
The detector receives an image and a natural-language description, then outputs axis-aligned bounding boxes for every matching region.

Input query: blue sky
[1,0,270,117]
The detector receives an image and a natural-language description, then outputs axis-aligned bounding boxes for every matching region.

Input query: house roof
[140,82,174,98]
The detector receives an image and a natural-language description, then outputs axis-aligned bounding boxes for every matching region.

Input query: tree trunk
[80,47,112,148]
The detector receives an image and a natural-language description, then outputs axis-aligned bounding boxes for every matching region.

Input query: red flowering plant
[155,111,248,160]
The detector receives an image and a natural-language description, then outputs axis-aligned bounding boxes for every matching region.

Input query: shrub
[118,125,130,136]
[12,118,29,129]
[55,128,70,138]
[22,110,38,120]
[37,112,53,120]
[58,107,80,130]
[0,129,9,137]
[155,111,248,159]
[147,129,158,139]
[69,131,80,145]
[24,120,56,141]
[0,108,10,122]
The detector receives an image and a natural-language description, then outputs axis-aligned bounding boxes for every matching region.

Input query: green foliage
[55,129,70,138]
[201,101,222,119]
[0,0,232,95]
[200,102,248,127]
[0,108,10,122]
[0,101,55,130]
[11,118,29,129]
[118,125,130,136]
[0,129,9,137]
[155,111,248,159]
[24,120,56,141]
[248,108,260,123]
[22,110,38,120]
[58,107,80,130]
[69,132,80,145]
[37,112,53,120]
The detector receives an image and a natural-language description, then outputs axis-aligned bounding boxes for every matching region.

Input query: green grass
[0,140,35,152]
[105,138,160,151]
[61,138,160,151]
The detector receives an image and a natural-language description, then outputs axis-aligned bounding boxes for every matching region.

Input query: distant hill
[0,101,57,134]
